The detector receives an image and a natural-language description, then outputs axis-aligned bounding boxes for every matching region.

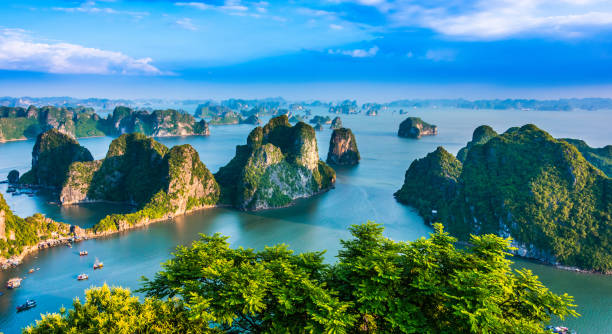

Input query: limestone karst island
[0,1,611,333]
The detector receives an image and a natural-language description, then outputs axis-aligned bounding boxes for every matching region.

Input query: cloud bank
[0,29,163,75]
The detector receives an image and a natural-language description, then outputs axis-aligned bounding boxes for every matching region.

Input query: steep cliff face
[215,115,335,210]
[60,134,219,212]
[397,117,437,139]
[326,128,360,166]
[456,125,498,162]
[163,145,220,214]
[395,124,612,272]
[20,129,93,188]
[394,147,462,224]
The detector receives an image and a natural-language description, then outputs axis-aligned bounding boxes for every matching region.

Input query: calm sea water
[0,109,610,333]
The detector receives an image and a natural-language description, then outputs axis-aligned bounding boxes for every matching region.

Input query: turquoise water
[0,109,610,333]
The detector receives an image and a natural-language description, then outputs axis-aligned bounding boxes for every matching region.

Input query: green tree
[26,223,578,333]
[24,285,214,334]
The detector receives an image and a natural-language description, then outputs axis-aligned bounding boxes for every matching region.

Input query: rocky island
[397,117,438,139]
[19,129,94,188]
[215,115,336,210]
[327,128,360,166]
[0,193,83,268]
[0,106,210,142]
[330,116,342,129]
[59,133,219,232]
[395,124,612,272]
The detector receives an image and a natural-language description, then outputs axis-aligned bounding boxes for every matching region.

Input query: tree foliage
[25,223,578,333]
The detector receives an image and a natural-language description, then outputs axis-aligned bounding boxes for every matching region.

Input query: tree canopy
[25,222,578,333]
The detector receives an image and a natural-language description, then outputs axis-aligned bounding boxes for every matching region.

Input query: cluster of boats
[6,186,37,197]
[545,326,576,334]
[5,249,104,313]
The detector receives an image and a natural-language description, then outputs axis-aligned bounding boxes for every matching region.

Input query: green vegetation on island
[0,193,73,260]
[58,133,219,233]
[395,124,612,272]
[19,129,93,188]
[561,138,612,177]
[0,106,209,142]
[456,125,498,162]
[215,115,335,210]
[397,117,438,139]
[25,222,578,333]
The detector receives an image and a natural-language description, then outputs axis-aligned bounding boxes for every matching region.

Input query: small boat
[6,187,16,193]
[66,243,72,248]
[16,299,37,312]
[93,261,104,270]
[28,268,35,274]
[77,273,88,280]
[6,278,22,289]
[79,250,88,256]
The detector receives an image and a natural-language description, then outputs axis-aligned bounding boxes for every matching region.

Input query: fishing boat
[28,268,34,274]
[79,250,88,256]
[6,278,22,289]
[93,260,104,270]
[16,300,37,312]
[77,273,88,280]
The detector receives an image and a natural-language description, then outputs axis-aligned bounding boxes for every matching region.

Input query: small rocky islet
[395,124,612,273]
[326,128,360,166]
[397,117,437,139]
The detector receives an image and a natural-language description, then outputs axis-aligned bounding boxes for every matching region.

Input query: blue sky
[0,0,611,100]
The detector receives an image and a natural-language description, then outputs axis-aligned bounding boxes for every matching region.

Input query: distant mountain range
[2,96,612,112]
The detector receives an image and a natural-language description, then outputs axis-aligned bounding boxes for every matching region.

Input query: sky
[0,0,611,101]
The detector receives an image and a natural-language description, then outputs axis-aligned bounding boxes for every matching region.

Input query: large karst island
[0,105,209,142]
[215,115,336,210]
[395,124,612,272]
[2,116,336,267]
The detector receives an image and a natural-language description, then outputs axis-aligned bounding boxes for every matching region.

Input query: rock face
[330,117,342,129]
[395,124,612,272]
[60,133,219,212]
[394,147,462,224]
[314,124,324,131]
[7,170,19,184]
[397,117,437,139]
[326,128,360,166]
[20,129,93,188]
[105,107,210,137]
[456,125,498,162]
[562,138,612,177]
[215,115,335,210]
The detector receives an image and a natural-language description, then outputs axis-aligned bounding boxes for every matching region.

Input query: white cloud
[424,49,456,61]
[176,0,248,12]
[331,0,612,39]
[176,17,198,31]
[329,45,379,57]
[175,2,211,10]
[53,0,148,18]
[0,29,163,75]
[330,24,344,30]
